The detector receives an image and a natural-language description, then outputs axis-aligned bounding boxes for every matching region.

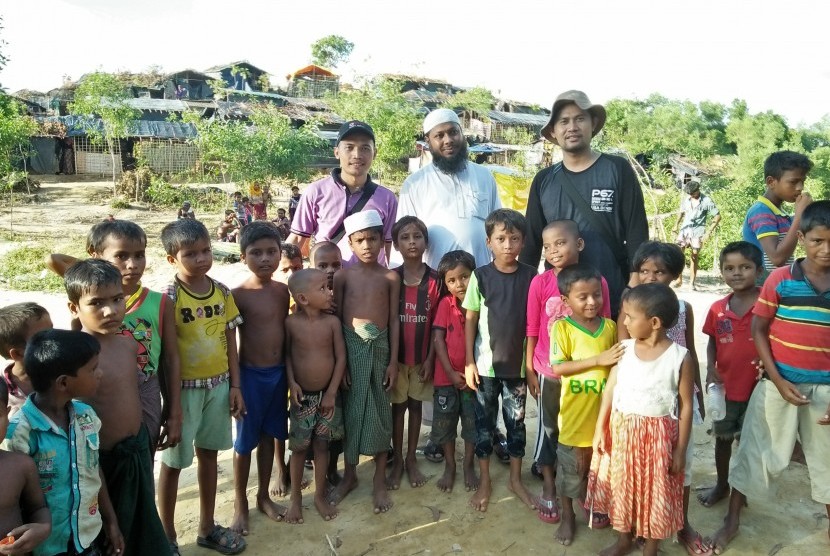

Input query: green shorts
[288,390,344,452]
[161,381,232,469]
[430,385,476,445]
[555,444,592,500]
[712,399,749,440]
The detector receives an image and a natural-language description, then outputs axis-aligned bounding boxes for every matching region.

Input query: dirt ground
[0,177,827,555]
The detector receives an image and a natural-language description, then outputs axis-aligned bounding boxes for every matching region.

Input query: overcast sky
[3,0,829,127]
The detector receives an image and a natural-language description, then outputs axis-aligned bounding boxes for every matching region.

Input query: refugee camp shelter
[161,69,216,100]
[205,61,269,92]
[285,64,339,99]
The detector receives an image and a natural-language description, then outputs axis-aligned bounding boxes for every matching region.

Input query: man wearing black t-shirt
[519,90,648,318]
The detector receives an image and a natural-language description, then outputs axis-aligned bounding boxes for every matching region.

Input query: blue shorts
[234,363,288,455]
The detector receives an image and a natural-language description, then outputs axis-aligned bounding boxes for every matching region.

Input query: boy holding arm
[329,210,400,514]
[284,269,346,523]
[65,260,170,556]
[230,222,291,535]
[158,219,246,555]
[709,201,830,553]
[4,329,123,556]
[464,209,538,513]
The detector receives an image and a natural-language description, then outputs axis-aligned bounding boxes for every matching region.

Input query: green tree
[0,95,37,179]
[441,87,496,121]
[69,72,139,191]
[186,104,325,184]
[0,16,8,90]
[326,77,422,182]
[310,35,354,69]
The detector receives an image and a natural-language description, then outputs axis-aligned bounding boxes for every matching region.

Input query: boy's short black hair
[161,218,210,257]
[0,302,50,356]
[799,200,830,234]
[764,150,813,181]
[242,196,249,202]
[437,250,475,284]
[86,220,147,254]
[64,259,123,304]
[557,263,602,296]
[631,241,685,277]
[392,215,429,246]
[277,208,286,214]
[233,191,242,197]
[281,242,302,261]
[287,268,324,298]
[347,226,383,240]
[24,329,100,393]
[240,221,282,254]
[622,283,679,329]
[542,219,580,238]
[224,209,235,216]
[719,241,763,270]
[310,241,340,265]
[485,208,527,238]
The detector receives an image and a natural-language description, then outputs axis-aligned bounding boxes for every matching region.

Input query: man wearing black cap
[287,120,398,267]
[519,90,648,318]
[672,179,720,290]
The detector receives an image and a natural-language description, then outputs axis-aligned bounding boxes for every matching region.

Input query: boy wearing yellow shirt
[158,219,247,556]
[550,264,624,547]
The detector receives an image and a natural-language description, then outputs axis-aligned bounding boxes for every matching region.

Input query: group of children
[217,191,293,243]
[1,150,829,556]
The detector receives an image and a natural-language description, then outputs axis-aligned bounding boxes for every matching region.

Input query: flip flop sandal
[536,496,561,524]
[678,530,714,556]
[196,525,247,555]
[579,499,610,529]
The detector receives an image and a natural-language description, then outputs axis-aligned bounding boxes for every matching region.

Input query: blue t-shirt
[742,196,793,271]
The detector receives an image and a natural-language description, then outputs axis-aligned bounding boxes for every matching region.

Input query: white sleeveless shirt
[613,339,688,417]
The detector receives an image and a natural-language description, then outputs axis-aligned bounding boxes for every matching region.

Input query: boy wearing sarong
[64,259,170,555]
[329,210,401,513]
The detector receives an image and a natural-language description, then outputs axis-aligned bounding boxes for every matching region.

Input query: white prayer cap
[423,108,461,135]
[343,209,383,236]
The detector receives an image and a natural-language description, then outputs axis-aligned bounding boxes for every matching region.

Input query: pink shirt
[290,170,398,267]
[526,270,611,378]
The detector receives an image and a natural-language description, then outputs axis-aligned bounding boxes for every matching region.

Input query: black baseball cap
[337,120,375,144]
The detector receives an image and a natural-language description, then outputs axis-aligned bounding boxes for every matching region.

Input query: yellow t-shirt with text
[168,277,243,380]
[550,317,616,447]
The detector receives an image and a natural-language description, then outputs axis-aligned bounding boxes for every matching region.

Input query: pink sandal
[537,496,561,524]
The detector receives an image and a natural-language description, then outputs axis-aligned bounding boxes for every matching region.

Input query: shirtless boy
[230,222,291,535]
[0,379,51,555]
[329,210,400,513]
[65,259,170,555]
[284,269,346,523]
[0,303,53,416]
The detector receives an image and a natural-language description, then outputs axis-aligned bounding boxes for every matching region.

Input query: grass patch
[0,239,86,292]
[111,197,131,209]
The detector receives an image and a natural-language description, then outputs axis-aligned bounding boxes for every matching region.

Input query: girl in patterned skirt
[587,283,695,556]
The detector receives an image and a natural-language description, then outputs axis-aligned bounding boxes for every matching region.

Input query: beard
[432,141,469,174]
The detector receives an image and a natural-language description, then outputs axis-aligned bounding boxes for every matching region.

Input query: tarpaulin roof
[34,115,198,139]
[288,64,336,80]
[487,110,549,127]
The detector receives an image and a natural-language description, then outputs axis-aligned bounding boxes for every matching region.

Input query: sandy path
[0,177,825,555]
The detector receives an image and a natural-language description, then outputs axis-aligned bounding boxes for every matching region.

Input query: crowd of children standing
[1,139,829,556]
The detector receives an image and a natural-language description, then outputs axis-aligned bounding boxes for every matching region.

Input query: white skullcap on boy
[343,209,382,236]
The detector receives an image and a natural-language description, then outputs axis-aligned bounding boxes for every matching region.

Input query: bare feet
[327,474,357,506]
[326,470,343,487]
[599,534,635,556]
[555,510,575,546]
[230,498,249,536]
[270,468,309,497]
[507,475,537,510]
[315,494,338,521]
[385,460,404,490]
[437,464,456,493]
[284,497,304,525]
[463,463,479,491]
[255,494,287,524]
[405,455,427,488]
[469,480,491,512]
[373,483,394,514]
[707,518,739,555]
[698,483,730,507]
